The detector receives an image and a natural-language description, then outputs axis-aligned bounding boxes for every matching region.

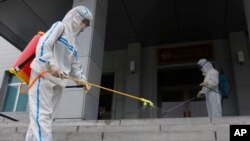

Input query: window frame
[2,72,28,112]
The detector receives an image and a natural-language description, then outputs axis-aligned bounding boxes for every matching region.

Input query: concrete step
[0,121,227,141]
[103,131,215,141]
[1,115,250,141]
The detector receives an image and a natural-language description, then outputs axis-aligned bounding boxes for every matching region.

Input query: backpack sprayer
[9,32,154,107]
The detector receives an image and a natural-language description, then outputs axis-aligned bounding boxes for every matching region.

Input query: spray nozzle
[140,98,154,107]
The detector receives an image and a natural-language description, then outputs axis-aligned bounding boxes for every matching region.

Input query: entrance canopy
[0,0,72,50]
[0,0,247,51]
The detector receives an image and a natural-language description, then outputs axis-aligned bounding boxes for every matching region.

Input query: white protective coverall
[25,6,93,141]
[197,58,222,117]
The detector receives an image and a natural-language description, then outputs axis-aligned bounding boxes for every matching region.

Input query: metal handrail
[0,113,19,122]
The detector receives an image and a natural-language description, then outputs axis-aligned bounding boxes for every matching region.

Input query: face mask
[76,28,84,36]
[80,28,84,33]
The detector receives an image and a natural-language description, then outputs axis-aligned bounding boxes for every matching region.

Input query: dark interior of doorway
[157,66,205,117]
[98,73,114,120]
[157,66,204,105]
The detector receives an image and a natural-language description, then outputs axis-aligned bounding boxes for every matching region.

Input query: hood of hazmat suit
[62,6,93,36]
[197,58,213,76]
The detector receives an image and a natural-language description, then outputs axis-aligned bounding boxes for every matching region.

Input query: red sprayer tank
[9,32,44,84]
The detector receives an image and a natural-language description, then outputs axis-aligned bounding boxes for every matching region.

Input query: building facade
[1,0,250,120]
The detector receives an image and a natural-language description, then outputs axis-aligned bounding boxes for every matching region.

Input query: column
[243,0,250,40]
[112,50,126,119]
[56,0,108,119]
[229,31,250,115]
[124,43,141,118]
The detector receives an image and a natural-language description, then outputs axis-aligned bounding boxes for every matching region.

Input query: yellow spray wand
[63,75,154,107]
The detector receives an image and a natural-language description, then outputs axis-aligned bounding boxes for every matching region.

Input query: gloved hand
[75,79,91,92]
[48,65,62,78]
[196,92,205,99]
[199,82,208,87]
[84,83,91,92]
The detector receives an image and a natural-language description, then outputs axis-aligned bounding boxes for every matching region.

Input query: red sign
[157,43,213,65]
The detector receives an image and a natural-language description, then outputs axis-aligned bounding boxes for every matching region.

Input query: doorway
[158,66,208,118]
[98,73,114,119]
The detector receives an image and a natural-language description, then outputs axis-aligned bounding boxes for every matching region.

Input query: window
[2,74,28,112]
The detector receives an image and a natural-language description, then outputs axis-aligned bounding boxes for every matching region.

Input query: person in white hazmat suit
[196,58,222,117]
[25,6,93,141]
